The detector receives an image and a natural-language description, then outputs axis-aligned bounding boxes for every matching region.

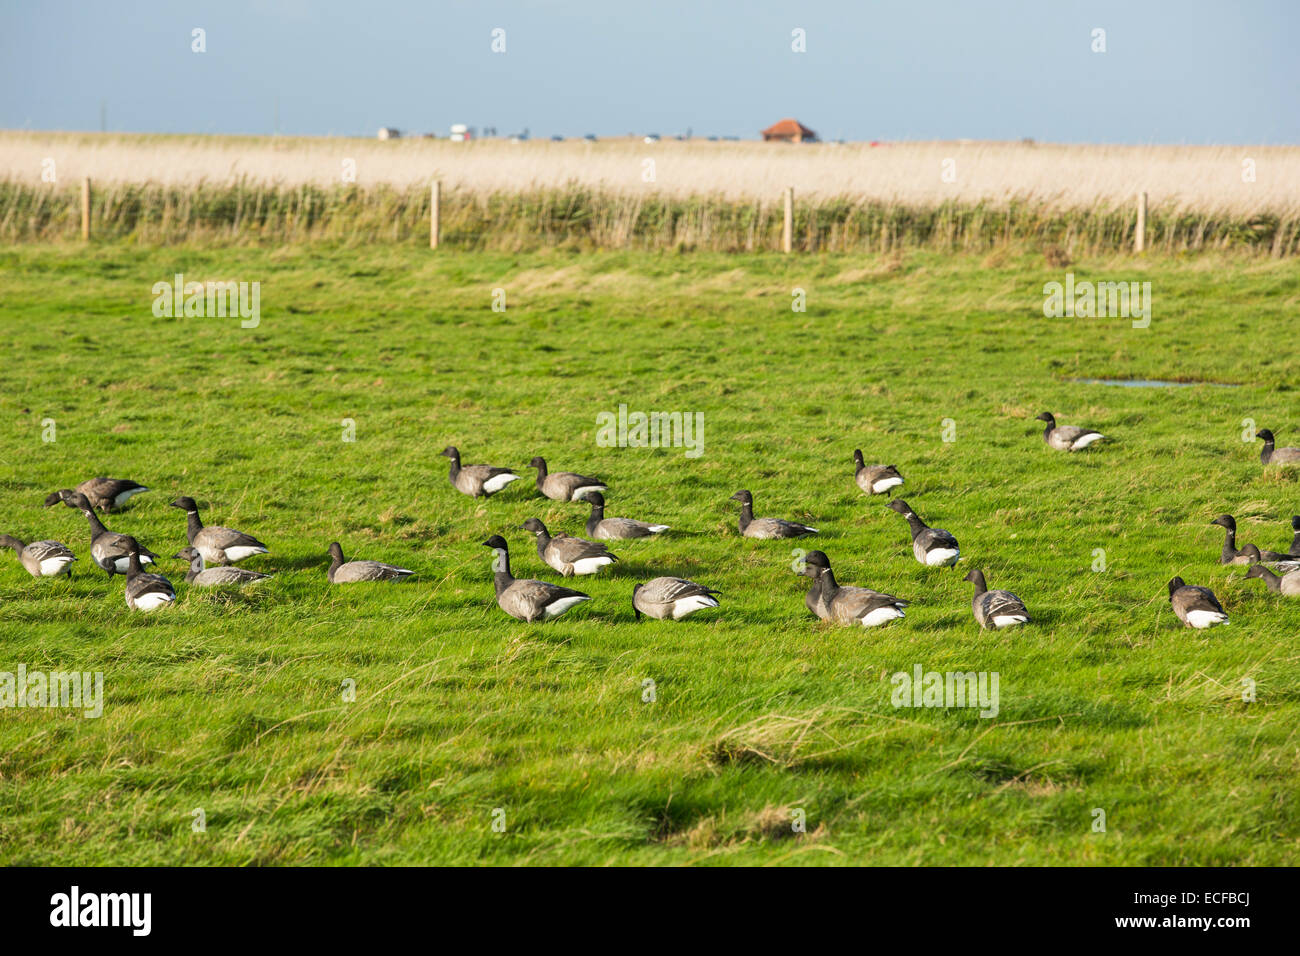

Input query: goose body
[1209,515,1258,564]
[171,497,268,565]
[327,542,414,583]
[441,446,520,498]
[1167,576,1228,628]
[175,547,271,586]
[482,535,591,621]
[1257,429,1300,465]
[1036,412,1104,451]
[1245,564,1300,597]
[887,499,959,566]
[44,478,148,512]
[800,551,906,627]
[529,456,606,502]
[632,577,721,620]
[0,535,76,577]
[729,490,818,539]
[853,451,904,495]
[521,518,618,576]
[583,492,669,539]
[122,538,175,611]
[59,492,157,576]
[964,569,1029,629]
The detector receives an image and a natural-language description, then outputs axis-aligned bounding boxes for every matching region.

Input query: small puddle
[1068,377,1240,389]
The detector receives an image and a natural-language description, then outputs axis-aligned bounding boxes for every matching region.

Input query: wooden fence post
[430,180,441,249]
[1135,191,1147,253]
[782,186,793,253]
[81,178,91,241]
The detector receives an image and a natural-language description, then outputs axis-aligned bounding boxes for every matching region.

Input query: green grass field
[1,242,1297,865]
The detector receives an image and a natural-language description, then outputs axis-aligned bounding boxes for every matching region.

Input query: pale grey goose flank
[729,490,818,539]
[529,456,606,502]
[632,577,721,620]
[1256,429,1300,465]
[1245,563,1300,597]
[584,492,669,540]
[122,537,175,611]
[327,542,413,583]
[1209,515,1258,565]
[0,534,76,578]
[482,535,591,621]
[1036,412,1104,451]
[963,569,1030,629]
[441,446,520,498]
[174,546,271,586]
[520,517,619,576]
[799,550,907,627]
[853,451,904,495]
[60,491,158,576]
[170,496,268,565]
[1167,577,1228,628]
[887,499,960,566]
[44,477,148,512]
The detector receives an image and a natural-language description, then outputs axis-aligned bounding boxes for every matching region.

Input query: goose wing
[197,525,268,552]
[502,578,591,619]
[831,585,908,620]
[747,517,817,538]
[1174,585,1224,616]
[26,540,76,562]
[978,589,1029,622]
[334,560,413,582]
[640,576,720,605]
[917,527,959,550]
[548,533,619,563]
[195,566,270,585]
[1270,446,1300,463]
[126,572,175,601]
[547,472,605,499]
[596,517,660,539]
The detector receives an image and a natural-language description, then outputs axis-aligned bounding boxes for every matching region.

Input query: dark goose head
[1167,576,1187,598]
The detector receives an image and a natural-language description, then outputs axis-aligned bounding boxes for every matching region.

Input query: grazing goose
[44,477,148,512]
[440,446,520,498]
[963,569,1030,629]
[529,456,606,502]
[1258,516,1300,561]
[520,518,619,576]
[60,491,158,576]
[0,534,76,578]
[1209,515,1258,565]
[326,542,414,583]
[584,492,669,540]
[853,451,904,495]
[799,550,907,627]
[175,547,271,586]
[122,537,175,611]
[729,490,818,539]
[482,535,591,621]
[1167,577,1229,628]
[1036,412,1105,451]
[887,499,960,566]
[1245,563,1300,597]
[632,577,721,620]
[170,497,268,566]
[1256,429,1300,466]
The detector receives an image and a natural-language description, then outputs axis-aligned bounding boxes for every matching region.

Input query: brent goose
[632,577,721,620]
[0,535,76,578]
[729,490,818,539]
[887,499,960,566]
[122,537,175,611]
[853,451,904,495]
[441,446,520,498]
[44,478,148,512]
[1245,564,1300,597]
[1036,412,1105,451]
[482,535,591,621]
[1167,577,1229,628]
[520,518,618,576]
[1209,515,1258,564]
[59,491,157,576]
[583,492,669,539]
[175,547,271,586]
[1258,516,1300,561]
[963,569,1030,629]
[529,456,606,502]
[1256,429,1300,465]
[170,497,268,565]
[799,550,907,627]
[326,542,413,583]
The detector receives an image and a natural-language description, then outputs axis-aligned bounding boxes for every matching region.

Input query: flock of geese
[7,420,1300,628]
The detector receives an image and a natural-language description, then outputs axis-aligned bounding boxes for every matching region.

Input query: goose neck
[83,509,108,537]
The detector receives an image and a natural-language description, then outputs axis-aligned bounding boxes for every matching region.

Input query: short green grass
[1,243,1297,865]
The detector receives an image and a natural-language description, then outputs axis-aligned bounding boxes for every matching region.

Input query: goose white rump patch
[222,545,268,562]
[570,556,615,575]
[131,592,174,611]
[861,606,905,627]
[571,485,607,501]
[992,614,1029,628]
[112,487,148,505]
[483,473,520,493]
[112,555,153,572]
[39,556,75,575]
[1186,609,1228,628]
[925,548,960,566]
[543,596,590,618]
[1071,432,1104,449]
[671,595,719,618]
[871,477,904,493]
[646,524,670,533]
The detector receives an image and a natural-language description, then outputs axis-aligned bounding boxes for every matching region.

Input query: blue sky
[2,0,1297,142]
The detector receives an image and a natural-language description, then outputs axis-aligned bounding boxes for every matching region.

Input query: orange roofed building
[761,118,817,143]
